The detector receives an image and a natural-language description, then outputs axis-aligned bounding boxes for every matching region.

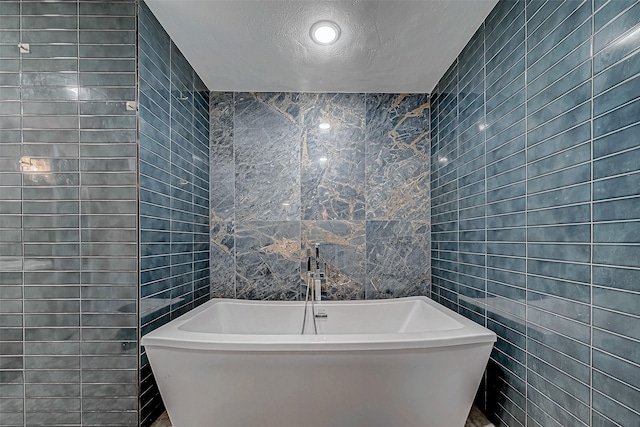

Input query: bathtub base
[150,343,492,427]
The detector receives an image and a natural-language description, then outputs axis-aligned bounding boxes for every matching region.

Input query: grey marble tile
[302,220,365,300]
[210,221,235,298]
[235,93,301,221]
[300,93,365,220]
[366,93,431,220]
[365,220,431,299]
[210,92,234,222]
[235,221,301,300]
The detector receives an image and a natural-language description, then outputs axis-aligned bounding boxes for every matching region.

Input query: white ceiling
[144,0,499,93]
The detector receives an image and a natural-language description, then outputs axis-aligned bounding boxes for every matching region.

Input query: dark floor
[150,406,495,427]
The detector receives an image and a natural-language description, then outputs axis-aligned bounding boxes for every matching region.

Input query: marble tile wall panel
[365,93,431,220]
[235,221,301,301]
[430,0,640,426]
[300,93,366,221]
[210,92,235,298]
[366,221,431,298]
[301,221,366,300]
[234,92,301,221]
[209,221,235,299]
[210,92,234,222]
[211,92,430,301]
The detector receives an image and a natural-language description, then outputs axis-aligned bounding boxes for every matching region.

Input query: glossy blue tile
[527,183,591,210]
[594,97,640,138]
[528,243,591,263]
[593,1,640,53]
[593,196,640,221]
[594,244,640,268]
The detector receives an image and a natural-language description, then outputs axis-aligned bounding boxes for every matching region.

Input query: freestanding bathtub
[142,296,496,427]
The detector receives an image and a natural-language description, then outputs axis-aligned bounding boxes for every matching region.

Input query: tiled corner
[138,2,210,425]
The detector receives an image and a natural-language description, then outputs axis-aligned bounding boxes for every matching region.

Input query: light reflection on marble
[366,93,431,220]
[234,93,301,221]
[300,93,366,220]
[150,406,494,427]
[366,220,431,298]
[235,221,301,300]
[302,220,365,300]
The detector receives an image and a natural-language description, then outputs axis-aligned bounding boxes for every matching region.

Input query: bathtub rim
[141,296,496,352]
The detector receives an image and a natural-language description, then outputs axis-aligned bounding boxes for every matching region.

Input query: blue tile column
[431,1,640,426]
[1,1,138,426]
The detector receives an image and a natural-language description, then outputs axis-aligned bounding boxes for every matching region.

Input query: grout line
[19,0,27,423]
[232,91,237,299]
[522,3,530,424]
[589,1,595,425]
[136,1,143,421]
[78,0,84,398]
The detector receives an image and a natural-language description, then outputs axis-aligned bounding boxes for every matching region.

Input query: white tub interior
[178,298,464,335]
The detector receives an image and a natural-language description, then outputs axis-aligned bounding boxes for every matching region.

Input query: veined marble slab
[366,220,431,298]
[366,93,431,220]
[235,221,301,300]
[300,93,366,220]
[302,220,366,300]
[234,93,302,221]
[210,91,234,222]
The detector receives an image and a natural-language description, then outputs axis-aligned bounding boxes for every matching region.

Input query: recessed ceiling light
[310,21,341,45]
[318,122,331,130]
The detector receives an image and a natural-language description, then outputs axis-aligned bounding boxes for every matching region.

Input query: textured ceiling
[144,0,499,93]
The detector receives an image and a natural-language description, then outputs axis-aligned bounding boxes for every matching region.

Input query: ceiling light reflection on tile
[318,122,331,133]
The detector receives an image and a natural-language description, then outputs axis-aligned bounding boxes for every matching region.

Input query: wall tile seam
[232,91,237,299]
[588,3,597,425]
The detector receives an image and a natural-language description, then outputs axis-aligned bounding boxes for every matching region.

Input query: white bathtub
[142,296,496,427]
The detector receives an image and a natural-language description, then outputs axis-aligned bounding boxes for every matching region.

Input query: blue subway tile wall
[210,93,430,301]
[431,1,640,426]
[138,2,210,425]
[0,1,138,426]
